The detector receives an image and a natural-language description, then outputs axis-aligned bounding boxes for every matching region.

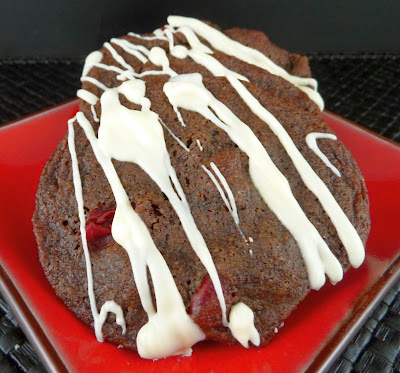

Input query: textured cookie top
[33,16,370,359]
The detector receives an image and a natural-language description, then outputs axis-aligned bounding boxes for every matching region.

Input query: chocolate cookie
[32,16,370,359]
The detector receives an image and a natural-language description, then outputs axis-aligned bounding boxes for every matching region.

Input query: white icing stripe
[171,45,249,81]
[92,48,175,82]
[173,102,244,239]
[174,106,186,126]
[77,89,98,105]
[164,74,343,289]
[159,118,190,152]
[99,80,229,329]
[112,38,151,56]
[148,47,177,77]
[171,25,213,54]
[82,51,103,77]
[81,76,109,91]
[67,118,98,331]
[67,118,126,342]
[201,164,247,242]
[163,26,175,52]
[196,139,203,151]
[168,16,317,87]
[117,69,173,82]
[201,165,237,222]
[104,42,135,71]
[110,38,149,63]
[167,37,363,281]
[228,302,260,348]
[98,301,126,336]
[210,162,239,224]
[91,105,99,122]
[227,76,364,269]
[306,133,341,177]
[82,55,174,102]
[128,31,168,41]
[75,110,205,359]
[153,28,167,38]
[93,62,126,75]
[167,16,324,110]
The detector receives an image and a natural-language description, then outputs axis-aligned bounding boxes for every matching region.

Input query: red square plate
[0,101,400,373]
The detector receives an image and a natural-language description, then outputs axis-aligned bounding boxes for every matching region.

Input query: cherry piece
[86,208,115,251]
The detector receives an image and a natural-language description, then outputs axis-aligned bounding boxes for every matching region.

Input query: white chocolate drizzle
[128,31,168,41]
[66,16,366,359]
[196,139,203,151]
[163,73,343,289]
[68,118,126,342]
[81,76,109,91]
[91,105,99,122]
[167,16,324,110]
[306,133,341,177]
[172,25,213,54]
[99,79,229,334]
[110,38,149,64]
[171,44,248,81]
[73,110,205,359]
[76,89,98,105]
[95,46,175,82]
[228,302,260,348]
[82,51,103,77]
[97,300,126,337]
[227,77,364,270]
[93,62,126,75]
[162,30,363,283]
[202,162,239,225]
[201,163,247,242]
[104,42,135,71]
[148,47,176,76]
[174,106,186,126]
[164,27,175,52]
[159,118,190,152]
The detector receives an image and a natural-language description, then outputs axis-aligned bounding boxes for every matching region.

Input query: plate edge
[0,266,69,373]
[323,110,400,150]
[306,254,400,372]
[0,98,79,133]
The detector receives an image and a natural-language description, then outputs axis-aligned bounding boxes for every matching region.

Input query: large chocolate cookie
[32,16,370,359]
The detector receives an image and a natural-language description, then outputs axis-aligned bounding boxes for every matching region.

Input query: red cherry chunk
[190,275,234,330]
[85,208,115,251]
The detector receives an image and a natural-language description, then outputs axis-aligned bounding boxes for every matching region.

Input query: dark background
[1,0,399,58]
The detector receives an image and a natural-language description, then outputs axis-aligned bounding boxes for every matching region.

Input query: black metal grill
[0,296,46,372]
[309,53,400,142]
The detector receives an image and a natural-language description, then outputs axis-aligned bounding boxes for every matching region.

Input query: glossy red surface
[0,102,399,373]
